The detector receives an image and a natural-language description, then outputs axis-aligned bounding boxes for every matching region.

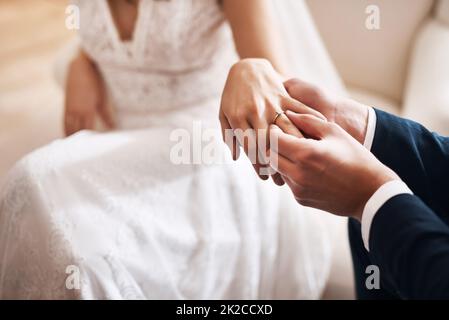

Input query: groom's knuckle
[286,83,301,96]
[291,170,304,184]
[301,149,313,161]
[293,150,304,162]
[299,148,317,163]
[303,84,322,100]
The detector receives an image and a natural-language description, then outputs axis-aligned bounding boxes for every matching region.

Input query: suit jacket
[369,109,449,299]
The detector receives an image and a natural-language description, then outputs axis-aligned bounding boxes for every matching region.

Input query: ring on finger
[272,111,285,125]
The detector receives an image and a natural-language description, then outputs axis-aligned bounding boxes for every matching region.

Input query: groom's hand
[269,111,399,220]
[219,60,327,186]
[284,78,370,145]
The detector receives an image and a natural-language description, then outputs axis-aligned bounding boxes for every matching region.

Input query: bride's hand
[219,58,326,183]
[64,52,115,136]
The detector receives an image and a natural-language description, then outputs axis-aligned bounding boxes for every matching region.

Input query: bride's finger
[228,119,253,159]
[229,118,268,180]
[248,115,287,182]
[219,113,240,160]
[247,115,271,164]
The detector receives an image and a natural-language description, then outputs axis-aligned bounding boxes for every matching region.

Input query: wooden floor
[0,0,74,180]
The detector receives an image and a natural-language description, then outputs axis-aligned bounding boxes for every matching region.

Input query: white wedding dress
[0,0,344,299]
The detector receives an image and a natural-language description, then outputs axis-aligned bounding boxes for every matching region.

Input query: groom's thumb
[285,111,329,140]
[284,78,329,112]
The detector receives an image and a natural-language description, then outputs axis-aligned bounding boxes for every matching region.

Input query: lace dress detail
[75,0,237,128]
[0,0,340,299]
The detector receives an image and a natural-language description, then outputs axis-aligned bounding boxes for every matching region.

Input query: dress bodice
[74,0,237,128]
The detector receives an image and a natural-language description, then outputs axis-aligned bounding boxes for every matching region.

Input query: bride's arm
[222,0,288,76]
[65,50,115,136]
[220,0,324,182]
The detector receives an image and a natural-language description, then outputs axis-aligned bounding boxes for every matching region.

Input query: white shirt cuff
[361,180,413,251]
[363,107,377,151]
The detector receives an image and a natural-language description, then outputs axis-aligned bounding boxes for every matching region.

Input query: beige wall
[307,0,434,104]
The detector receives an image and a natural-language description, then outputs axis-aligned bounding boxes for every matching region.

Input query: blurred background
[0,0,73,180]
[0,0,448,300]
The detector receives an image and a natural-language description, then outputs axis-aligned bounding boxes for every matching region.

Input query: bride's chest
[76,0,230,69]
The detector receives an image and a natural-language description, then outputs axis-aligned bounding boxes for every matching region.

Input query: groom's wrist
[336,100,370,146]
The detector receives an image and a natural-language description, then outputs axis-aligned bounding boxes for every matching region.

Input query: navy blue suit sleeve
[372,109,449,219]
[369,194,449,299]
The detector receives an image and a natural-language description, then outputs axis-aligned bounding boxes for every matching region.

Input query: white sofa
[308,0,449,134]
[306,0,449,299]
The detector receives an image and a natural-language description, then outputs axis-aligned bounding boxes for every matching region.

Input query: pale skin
[268,79,400,221]
[220,0,325,184]
[65,0,323,185]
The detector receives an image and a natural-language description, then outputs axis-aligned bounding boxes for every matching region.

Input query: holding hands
[220,59,400,220]
[269,111,398,220]
[219,59,326,184]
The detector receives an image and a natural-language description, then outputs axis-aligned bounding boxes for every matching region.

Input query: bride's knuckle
[246,102,259,114]
[234,107,247,120]
[226,107,238,118]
